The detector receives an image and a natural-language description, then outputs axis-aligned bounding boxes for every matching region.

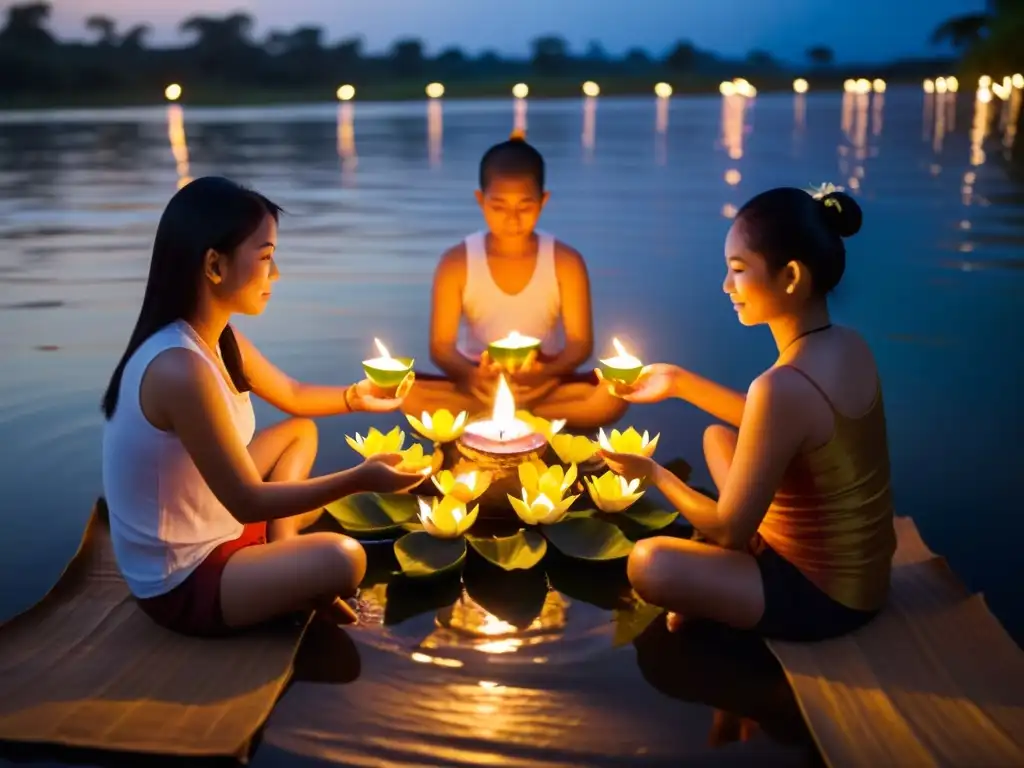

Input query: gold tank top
[756,366,897,612]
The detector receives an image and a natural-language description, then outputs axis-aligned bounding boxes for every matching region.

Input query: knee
[627,537,676,606]
[319,534,367,592]
[703,424,735,458]
[292,417,318,450]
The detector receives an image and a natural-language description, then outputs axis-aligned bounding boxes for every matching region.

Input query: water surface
[0,89,1021,765]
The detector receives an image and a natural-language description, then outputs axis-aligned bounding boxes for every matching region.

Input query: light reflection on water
[1,88,1023,764]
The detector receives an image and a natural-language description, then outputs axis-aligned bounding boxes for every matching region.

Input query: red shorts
[136,522,267,637]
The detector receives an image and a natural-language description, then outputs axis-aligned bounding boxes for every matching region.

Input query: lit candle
[362,338,414,390]
[486,330,541,369]
[598,338,644,384]
[460,375,547,454]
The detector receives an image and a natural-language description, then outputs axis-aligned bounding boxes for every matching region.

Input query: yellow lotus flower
[515,411,566,441]
[345,426,406,457]
[406,409,468,442]
[396,443,441,474]
[509,460,580,525]
[598,426,659,458]
[508,488,578,526]
[417,495,479,539]
[519,460,578,500]
[431,469,492,502]
[584,471,645,513]
[550,433,599,465]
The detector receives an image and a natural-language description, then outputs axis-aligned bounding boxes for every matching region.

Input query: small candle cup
[598,357,644,385]
[487,335,541,369]
[362,356,414,391]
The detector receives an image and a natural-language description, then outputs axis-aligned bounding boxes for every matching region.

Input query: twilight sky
[44,0,987,63]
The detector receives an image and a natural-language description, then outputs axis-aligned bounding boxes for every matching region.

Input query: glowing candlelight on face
[362,338,414,389]
[598,337,644,384]
[487,330,541,368]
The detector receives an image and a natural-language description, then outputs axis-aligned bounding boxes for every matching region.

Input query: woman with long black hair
[101,176,425,637]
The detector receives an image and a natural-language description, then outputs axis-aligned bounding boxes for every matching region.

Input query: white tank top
[457,230,563,360]
[101,320,256,599]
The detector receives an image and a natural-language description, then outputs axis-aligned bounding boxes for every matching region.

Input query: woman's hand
[356,453,429,493]
[596,363,681,404]
[599,449,660,483]
[348,372,415,413]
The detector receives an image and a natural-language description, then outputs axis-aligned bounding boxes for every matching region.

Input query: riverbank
[0,72,938,110]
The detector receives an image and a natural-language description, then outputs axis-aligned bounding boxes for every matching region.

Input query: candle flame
[493,375,516,428]
[374,338,391,359]
[612,337,629,357]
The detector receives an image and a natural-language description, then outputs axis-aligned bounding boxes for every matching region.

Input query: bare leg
[627,536,765,630]
[532,380,630,430]
[628,423,763,632]
[219,532,367,628]
[248,418,321,541]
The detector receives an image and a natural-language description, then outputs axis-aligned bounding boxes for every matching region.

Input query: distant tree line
[0,1,958,103]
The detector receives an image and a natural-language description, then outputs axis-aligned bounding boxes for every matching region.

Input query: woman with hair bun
[598,185,897,641]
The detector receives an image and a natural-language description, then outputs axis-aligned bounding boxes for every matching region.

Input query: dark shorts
[136,522,267,637]
[751,537,879,642]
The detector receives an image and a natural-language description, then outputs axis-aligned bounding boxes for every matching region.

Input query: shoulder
[551,239,588,279]
[144,346,220,402]
[747,367,816,420]
[436,242,468,274]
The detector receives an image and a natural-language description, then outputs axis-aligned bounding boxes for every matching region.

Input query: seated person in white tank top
[100,177,427,637]
[402,131,628,430]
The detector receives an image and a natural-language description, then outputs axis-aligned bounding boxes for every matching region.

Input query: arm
[543,243,594,376]
[653,372,807,548]
[144,349,378,524]
[233,329,354,418]
[428,245,477,383]
[671,368,747,428]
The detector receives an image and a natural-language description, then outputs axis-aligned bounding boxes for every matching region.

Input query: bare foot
[666,612,686,632]
[317,596,359,626]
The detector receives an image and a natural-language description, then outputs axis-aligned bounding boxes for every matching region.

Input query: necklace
[781,323,833,354]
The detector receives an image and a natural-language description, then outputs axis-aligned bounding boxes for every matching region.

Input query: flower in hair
[807,181,845,199]
[807,182,845,212]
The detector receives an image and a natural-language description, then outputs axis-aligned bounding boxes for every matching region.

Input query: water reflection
[720,93,747,219]
[1003,87,1021,154]
[872,92,885,137]
[582,95,597,161]
[838,89,870,192]
[166,104,191,189]
[655,96,669,166]
[970,89,992,167]
[933,93,948,155]
[336,101,357,178]
[793,93,806,134]
[514,96,527,136]
[427,98,443,167]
